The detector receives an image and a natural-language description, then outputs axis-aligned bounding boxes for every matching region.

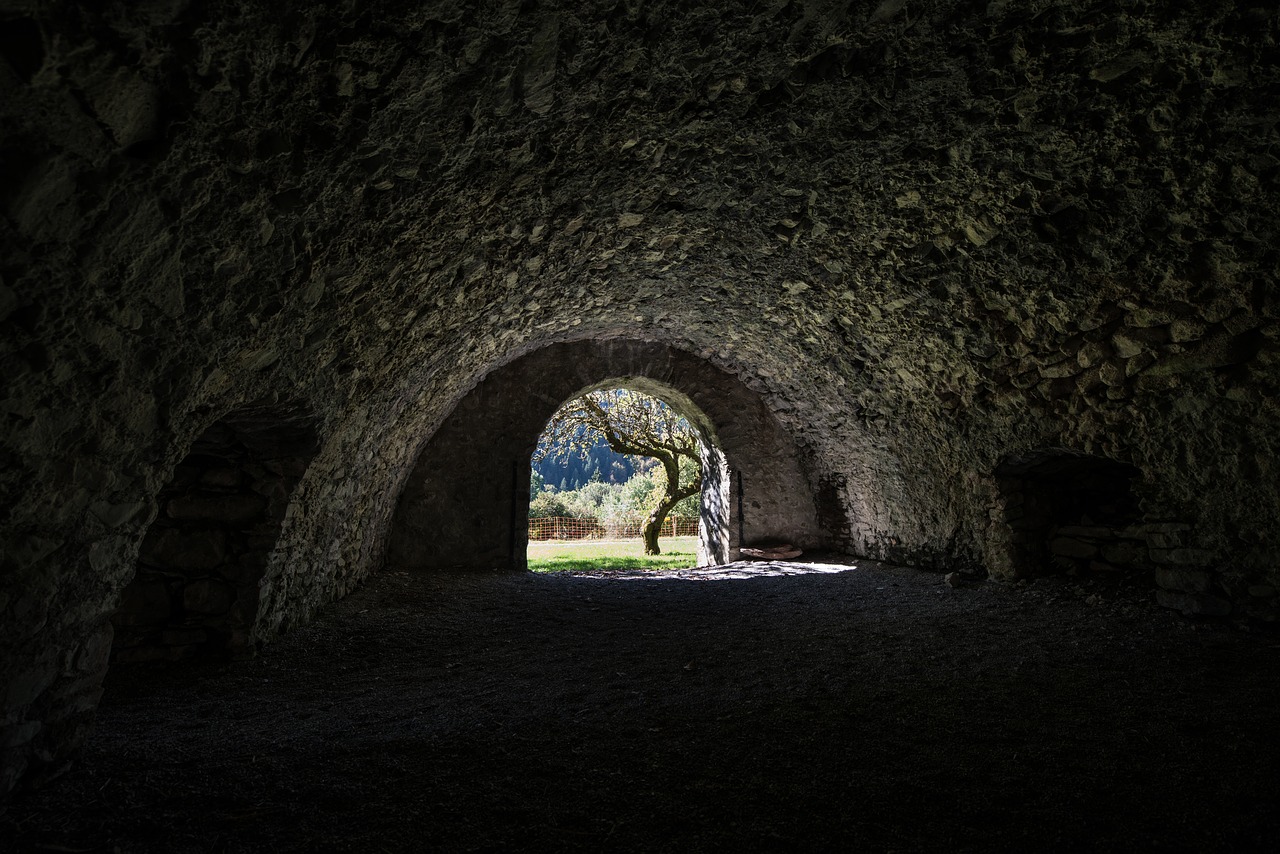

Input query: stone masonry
[1,0,1277,797]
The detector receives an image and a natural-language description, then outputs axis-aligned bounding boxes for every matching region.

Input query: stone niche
[995,450,1146,579]
[389,338,823,571]
[990,450,1272,621]
[111,401,319,662]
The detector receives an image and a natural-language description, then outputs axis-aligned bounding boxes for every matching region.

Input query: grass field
[527,536,698,573]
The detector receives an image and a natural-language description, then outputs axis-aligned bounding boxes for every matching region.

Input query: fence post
[530,516,702,542]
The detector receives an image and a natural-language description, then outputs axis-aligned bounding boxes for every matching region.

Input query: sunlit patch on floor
[568,560,860,581]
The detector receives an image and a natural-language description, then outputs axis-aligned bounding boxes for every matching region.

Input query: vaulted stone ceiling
[1,0,1277,795]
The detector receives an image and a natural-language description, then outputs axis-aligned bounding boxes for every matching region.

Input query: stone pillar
[697,446,735,565]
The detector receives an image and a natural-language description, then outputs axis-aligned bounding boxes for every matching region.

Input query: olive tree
[536,389,700,554]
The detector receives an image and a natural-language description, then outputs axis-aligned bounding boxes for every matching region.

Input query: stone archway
[388,339,822,571]
[111,400,320,662]
[527,379,731,565]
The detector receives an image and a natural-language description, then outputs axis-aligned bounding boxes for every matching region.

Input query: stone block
[1049,537,1098,559]
[1169,319,1206,343]
[245,531,284,550]
[1248,584,1277,599]
[1098,360,1125,387]
[1143,522,1192,534]
[1112,332,1145,358]
[1124,352,1156,376]
[199,468,243,488]
[88,535,131,575]
[228,595,260,628]
[183,579,234,615]
[1126,307,1173,327]
[72,626,113,675]
[1101,541,1142,565]
[1223,313,1257,335]
[113,580,172,626]
[160,628,210,646]
[1010,371,1039,389]
[1146,522,1192,540]
[88,500,147,528]
[4,666,56,709]
[167,492,267,523]
[1144,335,1236,376]
[1150,548,1214,566]
[1040,361,1079,379]
[986,556,1017,581]
[1146,531,1184,549]
[0,755,26,798]
[267,458,312,478]
[86,67,160,149]
[1055,525,1115,538]
[109,646,170,664]
[218,556,264,584]
[1156,589,1232,618]
[46,676,105,716]
[1154,567,1213,594]
[139,527,228,570]
[1242,599,1280,623]
[0,721,41,749]
[1076,341,1108,368]
[227,630,257,658]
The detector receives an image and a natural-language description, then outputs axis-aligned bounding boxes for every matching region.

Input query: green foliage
[621,465,658,513]
[628,464,699,519]
[529,490,589,519]
[529,467,700,523]
[671,491,699,519]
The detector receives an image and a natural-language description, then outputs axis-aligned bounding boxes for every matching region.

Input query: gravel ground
[4,556,1279,852]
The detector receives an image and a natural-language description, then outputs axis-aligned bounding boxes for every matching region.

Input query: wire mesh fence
[528,516,699,541]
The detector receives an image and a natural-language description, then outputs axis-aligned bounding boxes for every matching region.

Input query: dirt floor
[4,556,1280,852]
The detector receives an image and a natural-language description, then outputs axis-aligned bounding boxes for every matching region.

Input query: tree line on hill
[532,437,636,494]
[530,463,698,523]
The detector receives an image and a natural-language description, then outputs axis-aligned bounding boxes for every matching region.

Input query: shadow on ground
[4,557,1279,852]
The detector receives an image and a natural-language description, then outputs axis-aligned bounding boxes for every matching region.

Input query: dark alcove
[997,450,1144,578]
[111,401,319,662]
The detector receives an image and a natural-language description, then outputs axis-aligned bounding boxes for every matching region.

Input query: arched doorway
[111,400,320,662]
[529,386,705,566]
[529,379,727,566]
[388,339,822,571]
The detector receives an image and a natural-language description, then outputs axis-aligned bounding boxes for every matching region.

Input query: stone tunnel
[1,0,1278,825]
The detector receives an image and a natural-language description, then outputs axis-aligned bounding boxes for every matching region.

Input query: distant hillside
[533,435,638,493]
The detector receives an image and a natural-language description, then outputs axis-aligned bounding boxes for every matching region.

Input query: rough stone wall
[389,338,822,570]
[2,0,1277,795]
[112,401,319,662]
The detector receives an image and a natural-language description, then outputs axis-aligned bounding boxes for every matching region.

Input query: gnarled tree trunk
[642,453,701,555]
